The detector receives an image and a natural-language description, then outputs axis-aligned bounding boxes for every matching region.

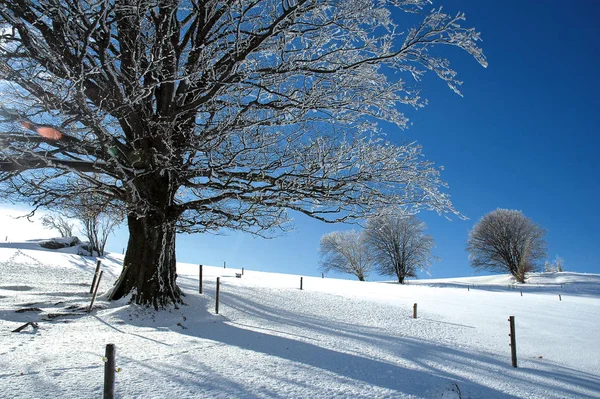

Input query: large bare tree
[0,1,486,308]
[467,209,546,283]
[366,210,436,283]
[319,230,373,281]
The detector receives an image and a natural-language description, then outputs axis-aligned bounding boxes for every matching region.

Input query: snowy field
[0,241,599,398]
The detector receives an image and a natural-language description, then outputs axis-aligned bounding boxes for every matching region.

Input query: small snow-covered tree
[467,209,546,283]
[544,255,565,273]
[62,192,124,257]
[319,230,374,281]
[0,1,486,308]
[366,210,436,284]
[41,214,74,238]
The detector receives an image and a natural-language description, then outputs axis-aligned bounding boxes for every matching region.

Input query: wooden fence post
[104,344,116,399]
[508,316,517,368]
[90,260,102,294]
[559,294,561,301]
[242,267,244,276]
[300,277,303,290]
[520,290,523,297]
[199,265,203,294]
[322,272,324,278]
[88,271,104,312]
[413,303,417,319]
[215,277,220,314]
[467,285,470,291]
[223,261,226,269]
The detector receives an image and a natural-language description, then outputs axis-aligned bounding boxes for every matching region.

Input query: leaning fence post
[104,343,116,399]
[199,265,203,294]
[508,316,517,367]
[300,277,303,290]
[88,270,104,312]
[413,303,417,319]
[90,260,102,294]
[215,277,220,314]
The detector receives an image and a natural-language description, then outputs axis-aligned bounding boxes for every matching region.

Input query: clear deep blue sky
[96,1,600,279]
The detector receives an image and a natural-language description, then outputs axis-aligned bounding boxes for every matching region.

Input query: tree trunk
[109,213,182,309]
[396,262,405,284]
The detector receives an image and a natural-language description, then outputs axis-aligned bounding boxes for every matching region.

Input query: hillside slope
[1,244,599,398]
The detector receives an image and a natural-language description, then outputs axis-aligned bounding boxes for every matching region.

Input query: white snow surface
[0,241,599,398]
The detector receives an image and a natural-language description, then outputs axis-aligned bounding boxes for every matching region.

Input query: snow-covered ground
[0,240,599,398]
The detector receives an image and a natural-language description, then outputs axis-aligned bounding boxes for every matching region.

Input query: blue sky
[6,1,600,280]
[144,0,598,280]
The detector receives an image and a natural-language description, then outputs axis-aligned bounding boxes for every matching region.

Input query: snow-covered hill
[0,243,599,398]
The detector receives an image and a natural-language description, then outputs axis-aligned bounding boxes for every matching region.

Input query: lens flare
[20,121,63,140]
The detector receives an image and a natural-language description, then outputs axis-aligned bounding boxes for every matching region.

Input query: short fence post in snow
[520,290,523,297]
[199,265,203,294]
[413,303,417,319]
[223,261,226,269]
[467,285,470,292]
[215,277,220,314]
[322,272,324,279]
[88,271,104,313]
[508,316,517,368]
[104,343,116,399]
[300,277,303,290]
[559,294,561,301]
[90,260,102,294]
[242,267,244,276]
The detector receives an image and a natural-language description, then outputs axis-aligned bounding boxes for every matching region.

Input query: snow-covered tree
[366,210,436,283]
[41,214,74,238]
[319,230,374,281]
[467,209,546,283]
[0,1,486,308]
[544,255,565,273]
[61,192,124,257]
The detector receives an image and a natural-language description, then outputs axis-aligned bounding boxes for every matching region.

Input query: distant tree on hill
[366,210,437,284]
[319,231,374,281]
[41,214,74,238]
[467,209,546,283]
[544,255,565,273]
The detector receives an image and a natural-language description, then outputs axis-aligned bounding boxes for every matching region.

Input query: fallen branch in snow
[15,307,42,313]
[11,321,39,332]
[43,312,87,321]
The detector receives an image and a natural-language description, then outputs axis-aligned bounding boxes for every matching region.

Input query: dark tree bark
[111,213,182,308]
[109,156,184,307]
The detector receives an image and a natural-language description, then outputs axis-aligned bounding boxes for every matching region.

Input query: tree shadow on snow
[93,276,599,398]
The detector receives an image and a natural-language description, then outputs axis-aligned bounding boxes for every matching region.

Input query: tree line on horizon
[321,208,559,284]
